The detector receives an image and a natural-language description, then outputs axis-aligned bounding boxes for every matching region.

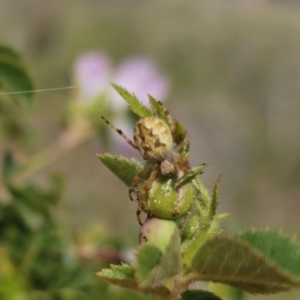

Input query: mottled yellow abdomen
[133,117,173,161]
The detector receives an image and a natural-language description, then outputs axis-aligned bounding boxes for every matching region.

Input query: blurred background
[0,0,300,299]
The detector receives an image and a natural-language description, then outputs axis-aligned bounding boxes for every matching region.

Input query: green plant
[98,85,300,300]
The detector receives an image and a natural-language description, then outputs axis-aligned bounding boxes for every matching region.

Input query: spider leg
[128,161,156,201]
[101,116,137,149]
[175,163,206,189]
[173,135,189,152]
[172,151,191,176]
[136,165,160,225]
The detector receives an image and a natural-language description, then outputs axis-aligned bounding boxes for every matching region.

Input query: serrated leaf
[96,264,170,298]
[182,225,211,267]
[174,119,187,146]
[148,94,169,123]
[209,176,221,219]
[97,153,143,186]
[238,230,300,279]
[151,227,181,284]
[136,227,181,286]
[136,244,162,284]
[190,235,300,294]
[0,45,34,104]
[98,263,135,279]
[111,83,152,118]
[181,289,223,300]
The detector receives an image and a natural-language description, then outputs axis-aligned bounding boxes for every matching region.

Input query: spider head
[133,116,173,161]
[160,152,176,176]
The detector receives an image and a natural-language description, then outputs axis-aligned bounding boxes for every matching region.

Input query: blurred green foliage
[0,151,147,299]
[0,46,148,299]
[0,45,34,145]
[0,45,33,104]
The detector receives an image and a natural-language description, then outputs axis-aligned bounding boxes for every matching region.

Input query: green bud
[183,215,201,240]
[139,217,178,252]
[143,176,194,220]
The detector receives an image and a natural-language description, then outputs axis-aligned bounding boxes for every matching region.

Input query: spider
[101,102,198,225]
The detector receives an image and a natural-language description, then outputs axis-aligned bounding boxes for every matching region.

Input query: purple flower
[74,53,169,108]
[74,52,111,103]
[110,57,169,109]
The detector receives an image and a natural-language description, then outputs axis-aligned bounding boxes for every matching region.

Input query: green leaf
[181,289,223,300]
[174,119,187,146]
[182,224,211,267]
[97,263,135,280]
[13,199,44,231]
[135,244,162,284]
[190,234,300,294]
[238,230,300,279]
[111,83,152,118]
[96,264,170,298]
[148,94,169,123]
[0,46,23,62]
[2,150,19,180]
[97,153,143,186]
[151,226,181,283]
[136,227,181,286]
[209,176,221,219]
[0,45,34,104]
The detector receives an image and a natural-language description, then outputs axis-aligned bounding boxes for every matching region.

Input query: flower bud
[139,217,178,252]
[143,176,194,220]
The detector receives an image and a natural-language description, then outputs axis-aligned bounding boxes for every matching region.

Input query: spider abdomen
[133,116,173,160]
